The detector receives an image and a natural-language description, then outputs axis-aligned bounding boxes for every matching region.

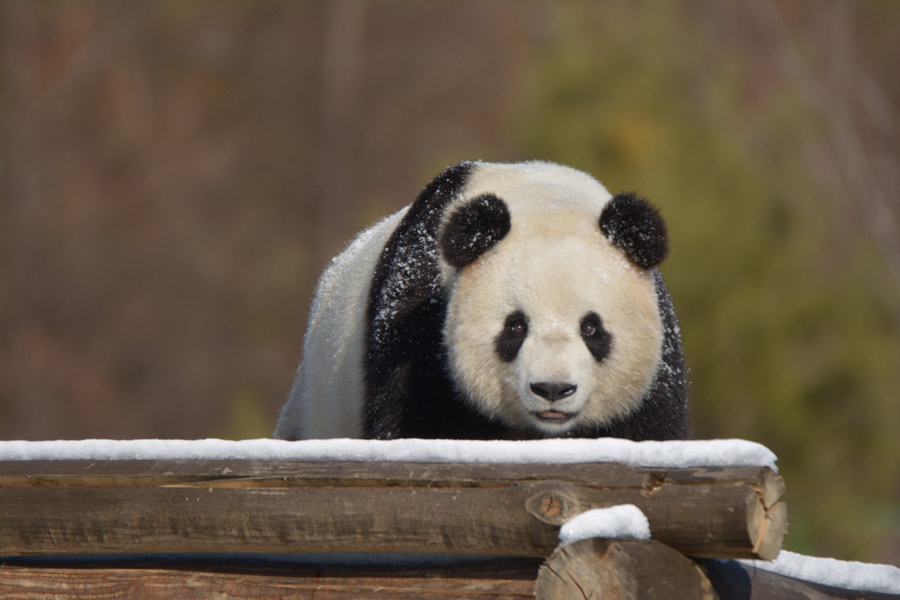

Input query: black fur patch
[495,310,528,362]
[599,193,668,269]
[579,311,612,362]
[439,194,511,269]
[365,161,516,439]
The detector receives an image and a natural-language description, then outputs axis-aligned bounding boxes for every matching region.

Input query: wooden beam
[0,558,541,599]
[0,459,785,559]
[2,551,892,600]
[535,539,717,600]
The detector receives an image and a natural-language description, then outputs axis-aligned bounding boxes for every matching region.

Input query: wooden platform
[0,455,890,598]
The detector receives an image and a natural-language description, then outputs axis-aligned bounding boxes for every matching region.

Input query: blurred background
[1,0,898,566]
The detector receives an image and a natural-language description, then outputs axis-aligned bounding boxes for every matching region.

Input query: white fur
[442,162,662,435]
[274,208,407,439]
[276,161,664,439]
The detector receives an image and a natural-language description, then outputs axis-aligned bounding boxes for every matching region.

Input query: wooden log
[699,559,900,600]
[0,459,785,559]
[535,539,717,600]
[0,558,541,599]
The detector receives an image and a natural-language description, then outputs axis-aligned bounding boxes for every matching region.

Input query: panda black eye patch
[580,312,612,362]
[495,310,528,362]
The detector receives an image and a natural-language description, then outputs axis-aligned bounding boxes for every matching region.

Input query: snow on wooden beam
[0,458,785,560]
[699,558,900,600]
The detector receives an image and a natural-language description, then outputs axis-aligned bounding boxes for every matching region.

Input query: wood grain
[535,539,717,600]
[0,459,786,559]
[0,558,541,599]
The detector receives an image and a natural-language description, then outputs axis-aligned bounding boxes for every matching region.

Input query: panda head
[437,162,668,436]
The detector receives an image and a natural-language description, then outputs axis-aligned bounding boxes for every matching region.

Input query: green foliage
[518,2,900,562]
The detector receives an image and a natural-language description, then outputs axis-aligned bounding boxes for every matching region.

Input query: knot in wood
[524,483,581,525]
[540,496,563,516]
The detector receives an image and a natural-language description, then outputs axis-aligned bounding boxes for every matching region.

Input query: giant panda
[274,160,690,441]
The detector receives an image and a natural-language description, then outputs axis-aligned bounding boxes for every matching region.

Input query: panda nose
[530,382,577,402]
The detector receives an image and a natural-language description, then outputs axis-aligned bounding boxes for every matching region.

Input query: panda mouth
[533,410,576,423]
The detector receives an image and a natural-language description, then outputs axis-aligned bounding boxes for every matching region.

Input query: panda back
[274,207,408,439]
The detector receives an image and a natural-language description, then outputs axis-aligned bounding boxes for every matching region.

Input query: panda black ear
[599,192,669,269]
[439,194,511,269]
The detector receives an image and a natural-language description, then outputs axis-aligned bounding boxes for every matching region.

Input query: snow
[0,438,777,470]
[558,505,650,545]
[740,551,900,594]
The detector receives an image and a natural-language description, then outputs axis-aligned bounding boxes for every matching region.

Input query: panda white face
[442,206,665,436]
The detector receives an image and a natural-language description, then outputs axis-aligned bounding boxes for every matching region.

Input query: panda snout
[529,381,577,402]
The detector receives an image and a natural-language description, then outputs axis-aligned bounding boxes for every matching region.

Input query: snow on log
[741,550,900,595]
[558,505,651,545]
[0,437,778,469]
[701,554,900,599]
